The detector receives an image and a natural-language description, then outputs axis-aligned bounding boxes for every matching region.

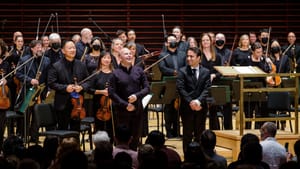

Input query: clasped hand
[66,84,83,93]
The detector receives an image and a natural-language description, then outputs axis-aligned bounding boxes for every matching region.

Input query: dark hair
[200,129,216,150]
[251,42,262,51]
[240,133,259,150]
[116,29,127,37]
[61,40,75,48]
[91,36,106,51]
[97,50,113,71]
[29,40,42,48]
[60,149,88,169]
[242,142,263,164]
[115,124,132,143]
[294,139,300,157]
[145,130,165,148]
[165,34,177,42]
[187,47,201,58]
[113,152,133,169]
[0,38,7,56]
[2,135,25,157]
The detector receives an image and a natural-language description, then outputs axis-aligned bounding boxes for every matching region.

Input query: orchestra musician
[15,40,51,143]
[214,32,233,130]
[110,38,123,69]
[45,33,63,65]
[271,40,290,74]
[177,47,210,157]
[127,29,148,56]
[108,47,150,150]
[282,32,300,73]
[48,40,90,131]
[125,41,145,69]
[88,51,114,139]
[0,38,12,152]
[199,32,221,130]
[158,34,186,138]
[75,28,93,60]
[231,34,252,66]
[240,42,272,129]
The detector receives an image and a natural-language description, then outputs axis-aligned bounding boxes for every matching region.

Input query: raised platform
[215,130,300,161]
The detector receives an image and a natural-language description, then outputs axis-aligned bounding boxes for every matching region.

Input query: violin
[71,77,86,119]
[0,69,10,109]
[96,82,111,121]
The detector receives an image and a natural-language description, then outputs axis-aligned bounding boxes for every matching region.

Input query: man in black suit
[48,40,90,131]
[158,34,186,138]
[176,47,211,157]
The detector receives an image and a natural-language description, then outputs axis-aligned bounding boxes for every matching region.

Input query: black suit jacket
[158,49,186,76]
[48,57,90,111]
[177,65,211,111]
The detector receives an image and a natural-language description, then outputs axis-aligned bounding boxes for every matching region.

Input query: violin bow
[162,14,167,39]
[42,13,55,38]
[55,12,59,34]
[89,17,112,43]
[226,34,238,66]
[36,17,40,40]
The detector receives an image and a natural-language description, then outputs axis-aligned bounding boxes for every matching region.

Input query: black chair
[80,116,94,151]
[147,81,166,133]
[33,103,80,143]
[267,92,293,132]
[5,110,24,137]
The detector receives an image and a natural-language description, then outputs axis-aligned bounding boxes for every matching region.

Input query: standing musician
[158,34,186,138]
[48,40,90,131]
[240,42,272,129]
[15,40,51,143]
[177,47,210,157]
[125,41,144,69]
[282,32,300,73]
[0,38,12,152]
[75,28,93,60]
[127,29,148,56]
[108,47,150,150]
[214,32,233,130]
[88,51,114,140]
[45,33,63,65]
[199,32,221,130]
[259,28,270,57]
[231,34,252,66]
[271,40,290,74]
[110,38,123,69]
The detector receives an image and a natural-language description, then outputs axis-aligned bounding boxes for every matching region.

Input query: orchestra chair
[267,92,293,132]
[207,85,231,130]
[33,103,80,144]
[5,110,24,137]
[147,81,166,133]
[80,116,94,151]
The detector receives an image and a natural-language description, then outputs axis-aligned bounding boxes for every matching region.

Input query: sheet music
[233,66,257,74]
[142,94,153,109]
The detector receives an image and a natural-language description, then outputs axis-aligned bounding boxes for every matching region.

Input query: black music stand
[162,76,180,139]
[148,81,166,134]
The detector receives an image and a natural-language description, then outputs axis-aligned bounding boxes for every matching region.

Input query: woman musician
[0,38,12,152]
[88,51,114,141]
[270,40,290,74]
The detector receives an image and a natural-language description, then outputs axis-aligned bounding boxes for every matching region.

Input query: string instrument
[71,77,86,119]
[0,69,10,109]
[225,34,238,66]
[96,82,112,121]
[135,50,161,67]
[264,27,281,87]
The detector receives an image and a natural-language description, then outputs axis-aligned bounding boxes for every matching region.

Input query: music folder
[214,66,266,76]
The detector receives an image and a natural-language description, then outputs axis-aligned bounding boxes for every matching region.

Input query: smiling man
[109,47,150,151]
[176,47,211,158]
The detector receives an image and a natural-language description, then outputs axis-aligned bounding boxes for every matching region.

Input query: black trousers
[0,109,6,152]
[164,100,179,137]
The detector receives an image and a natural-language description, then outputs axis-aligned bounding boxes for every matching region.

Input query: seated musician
[15,40,51,143]
[240,42,272,129]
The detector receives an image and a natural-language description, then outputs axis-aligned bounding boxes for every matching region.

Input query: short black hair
[115,124,132,143]
[145,130,165,148]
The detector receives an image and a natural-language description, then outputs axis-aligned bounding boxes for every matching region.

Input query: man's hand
[74,85,83,93]
[126,103,136,111]
[189,100,202,111]
[128,94,137,103]
[31,79,39,86]
[66,84,74,93]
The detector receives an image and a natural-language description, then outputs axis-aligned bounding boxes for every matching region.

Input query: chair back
[209,85,231,105]
[34,103,57,128]
[162,76,178,104]
[267,92,291,111]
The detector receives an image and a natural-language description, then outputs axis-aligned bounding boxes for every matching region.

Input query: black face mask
[216,40,225,46]
[261,37,268,44]
[92,44,101,51]
[271,46,280,53]
[169,41,177,48]
[52,43,61,50]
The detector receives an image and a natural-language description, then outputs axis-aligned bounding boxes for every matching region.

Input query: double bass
[0,69,10,109]
[96,82,111,121]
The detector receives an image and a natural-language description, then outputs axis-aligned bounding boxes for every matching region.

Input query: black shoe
[166,133,175,139]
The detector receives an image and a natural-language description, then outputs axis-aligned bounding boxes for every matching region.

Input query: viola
[70,77,86,120]
[0,70,10,109]
[96,82,111,121]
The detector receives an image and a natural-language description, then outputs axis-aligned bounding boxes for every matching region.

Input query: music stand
[148,81,166,133]
[162,76,181,139]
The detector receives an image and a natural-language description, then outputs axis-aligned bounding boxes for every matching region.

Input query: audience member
[145,130,181,169]
[60,149,88,169]
[260,122,287,169]
[113,151,133,169]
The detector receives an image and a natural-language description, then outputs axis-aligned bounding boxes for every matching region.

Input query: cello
[71,77,86,120]
[0,69,10,110]
[96,82,112,121]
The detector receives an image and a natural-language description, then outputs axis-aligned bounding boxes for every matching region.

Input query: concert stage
[215,130,300,161]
